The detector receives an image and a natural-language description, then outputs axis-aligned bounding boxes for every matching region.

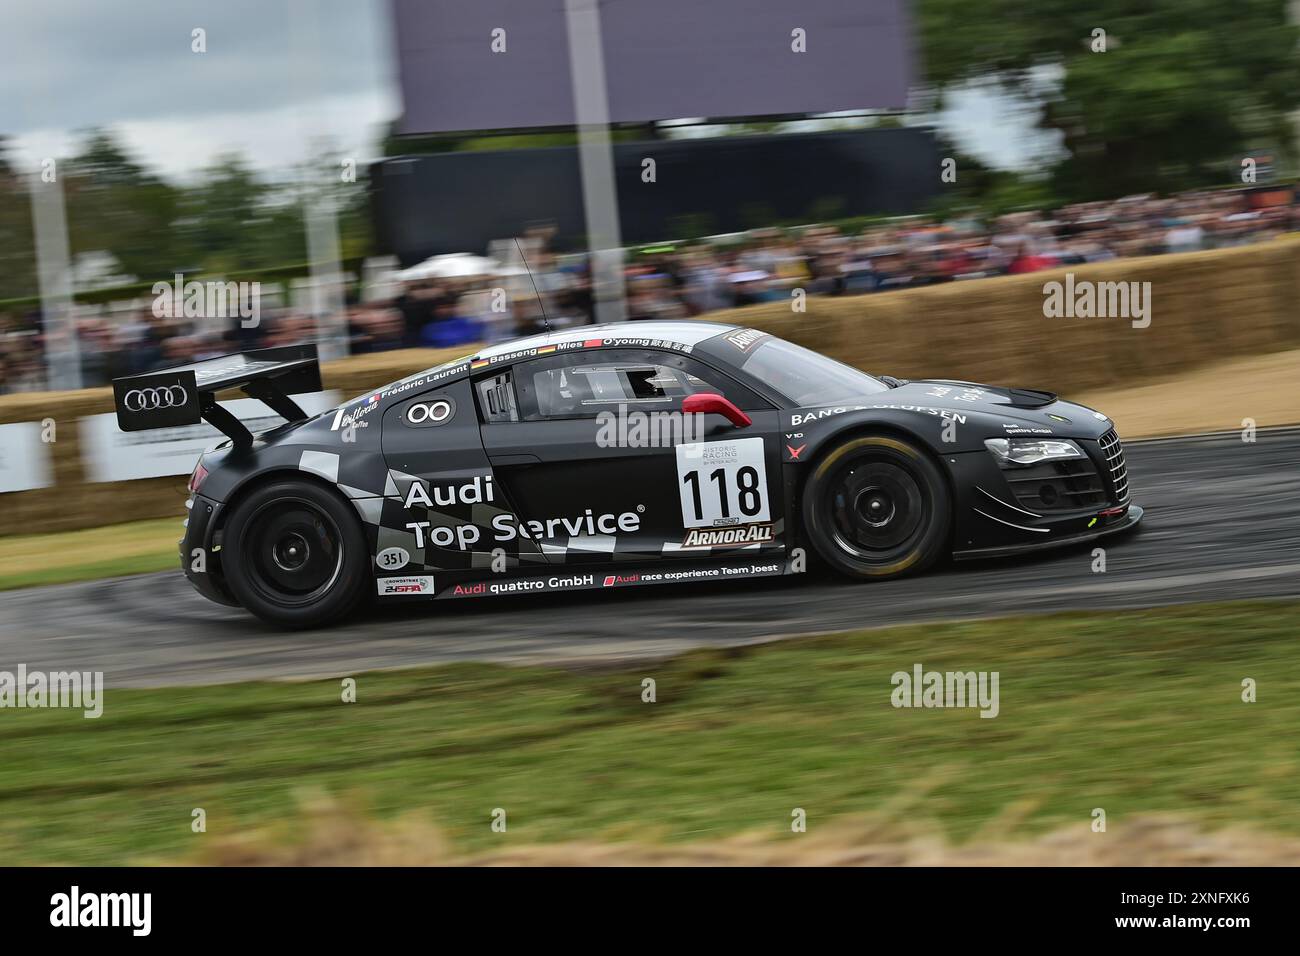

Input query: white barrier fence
[0,391,339,490]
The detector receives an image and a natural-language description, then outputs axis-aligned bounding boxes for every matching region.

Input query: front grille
[1098,428,1129,502]
[1005,458,1108,513]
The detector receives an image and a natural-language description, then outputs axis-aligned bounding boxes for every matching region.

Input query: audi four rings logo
[406,398,455,426]
[124,385,189,411]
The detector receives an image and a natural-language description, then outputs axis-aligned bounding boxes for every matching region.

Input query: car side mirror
[682,392,752,428]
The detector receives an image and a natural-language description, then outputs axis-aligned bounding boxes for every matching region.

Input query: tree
[0,136,38,301]
[178,154,277,273]
[63,129,181,279]
[924,138,1058,218]
[916,0,1300,198]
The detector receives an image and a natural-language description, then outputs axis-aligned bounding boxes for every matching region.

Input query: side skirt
[376,554,800,601]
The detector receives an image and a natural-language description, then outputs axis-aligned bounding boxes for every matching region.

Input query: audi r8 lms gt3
[111,323,1142,628]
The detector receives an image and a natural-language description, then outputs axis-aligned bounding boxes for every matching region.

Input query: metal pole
[29,169,81,390]
[563,0,627,325]
[289,0,349,360]
[11,4,82,392]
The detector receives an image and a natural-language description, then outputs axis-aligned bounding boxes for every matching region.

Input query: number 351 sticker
[676,438,770,529]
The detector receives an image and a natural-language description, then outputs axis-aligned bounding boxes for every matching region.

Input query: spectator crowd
[2,187,1297,394]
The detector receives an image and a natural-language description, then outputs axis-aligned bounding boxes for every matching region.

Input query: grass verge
[193,797,1300,865]
[0,517,179,590]
[1,600,1296,865]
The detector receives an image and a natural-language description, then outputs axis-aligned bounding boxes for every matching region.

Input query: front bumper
[180,493,239,607]
[945,426,1139,557]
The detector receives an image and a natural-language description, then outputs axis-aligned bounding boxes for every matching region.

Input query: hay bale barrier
[2,238,1297,536]
[727,236,1300,394]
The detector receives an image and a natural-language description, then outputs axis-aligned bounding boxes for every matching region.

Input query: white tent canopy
[394,253,501,281]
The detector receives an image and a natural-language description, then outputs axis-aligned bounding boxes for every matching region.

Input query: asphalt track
[1,429,1297,687]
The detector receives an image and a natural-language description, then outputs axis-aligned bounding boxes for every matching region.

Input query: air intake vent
[1098,429,1129,502]
[1005,459,1107,513]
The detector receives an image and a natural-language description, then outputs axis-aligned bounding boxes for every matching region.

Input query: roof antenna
[513,237,552,333]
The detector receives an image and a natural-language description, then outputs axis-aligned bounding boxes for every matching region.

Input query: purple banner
[393,0,916,133]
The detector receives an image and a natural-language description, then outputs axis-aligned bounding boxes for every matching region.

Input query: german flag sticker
[536,345,557,355]
[471,358,489,369]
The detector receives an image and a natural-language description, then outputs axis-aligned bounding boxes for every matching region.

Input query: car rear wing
[111,344,323,446]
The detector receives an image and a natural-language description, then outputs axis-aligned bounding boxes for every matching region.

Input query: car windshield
[740,336,888,405]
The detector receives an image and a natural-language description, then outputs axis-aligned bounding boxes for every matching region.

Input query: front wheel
[222,480,370,628]
[801,435,951,579]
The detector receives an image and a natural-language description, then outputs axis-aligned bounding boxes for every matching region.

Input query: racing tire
[222,479,370,629]
[801,434,951,580]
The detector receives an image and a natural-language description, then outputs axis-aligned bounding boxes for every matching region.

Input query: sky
[3,0,400,181]
[1,0,1056,182]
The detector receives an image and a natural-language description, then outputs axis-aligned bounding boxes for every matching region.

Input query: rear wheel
[222,480,369,628]
[801,435,950,579]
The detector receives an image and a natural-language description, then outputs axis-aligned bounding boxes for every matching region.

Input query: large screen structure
[392,0,916,133]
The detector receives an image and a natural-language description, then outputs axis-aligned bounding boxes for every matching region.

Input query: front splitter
[953,504,1144,561]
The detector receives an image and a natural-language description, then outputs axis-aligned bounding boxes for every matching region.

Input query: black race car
[111,322,1141,627]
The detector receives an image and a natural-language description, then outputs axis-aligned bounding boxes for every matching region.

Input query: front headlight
[984,437,1084,467]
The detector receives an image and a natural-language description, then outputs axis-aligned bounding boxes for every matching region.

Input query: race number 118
[675,437,771,529]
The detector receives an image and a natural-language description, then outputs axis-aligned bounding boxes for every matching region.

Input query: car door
[379,374,545,572]
[477,347,786,564]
